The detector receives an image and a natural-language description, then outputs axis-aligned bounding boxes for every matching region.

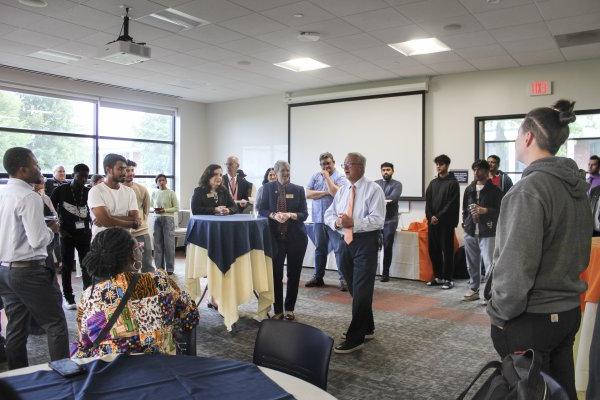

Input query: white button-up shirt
[0,178,54,262]
[324,176,386,234]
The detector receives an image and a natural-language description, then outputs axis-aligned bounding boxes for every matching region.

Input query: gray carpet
[0,254,497,399]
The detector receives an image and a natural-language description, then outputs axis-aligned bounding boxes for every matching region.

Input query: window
[0,87,176,192]
[476,110,600,182]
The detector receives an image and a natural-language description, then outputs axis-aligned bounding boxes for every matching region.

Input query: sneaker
[342,331,375,340]
[481,299,488,306]
[272,313,284,320]
[64,299,77,310]
[305,277,325,287]
[284,311,295,321]
[463,289,480,301]
[441,281,454,290]
[339,280,348,292]
[334,341,364,354]
[426,278,444,286]
[380,275,390,282]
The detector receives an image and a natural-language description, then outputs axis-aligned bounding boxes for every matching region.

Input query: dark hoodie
[487,157,592,327]
[425,172,460,227]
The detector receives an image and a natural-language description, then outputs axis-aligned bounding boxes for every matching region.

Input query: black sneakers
[334,341,364,354]
[305,277,325,287]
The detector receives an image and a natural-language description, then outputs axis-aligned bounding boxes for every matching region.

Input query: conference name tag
[75,221,85,230]
[286,194,294,199]
[206,193,215,198]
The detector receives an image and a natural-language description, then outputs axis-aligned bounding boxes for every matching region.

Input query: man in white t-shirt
[88,154,140,240]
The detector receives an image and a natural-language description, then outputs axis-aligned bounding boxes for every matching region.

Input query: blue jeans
[313,223,344,281]
[154,216,175,273]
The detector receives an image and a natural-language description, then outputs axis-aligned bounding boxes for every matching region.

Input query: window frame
[0,86,176,190]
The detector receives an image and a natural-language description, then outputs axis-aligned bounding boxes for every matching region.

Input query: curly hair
[83,228,135,279]
[198,164,222,188]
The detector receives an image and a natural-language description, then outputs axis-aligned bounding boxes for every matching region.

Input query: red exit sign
[529,80,552,96]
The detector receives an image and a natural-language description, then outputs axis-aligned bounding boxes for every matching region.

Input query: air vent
[145,8,210,30]
[554,29,600,48]
[0,64,182,99]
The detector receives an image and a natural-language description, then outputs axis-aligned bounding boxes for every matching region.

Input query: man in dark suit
[375,162,402,282]
[223,155,253,213]
[258,160,308,321]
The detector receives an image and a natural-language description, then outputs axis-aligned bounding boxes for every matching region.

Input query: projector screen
[289,92,425,200]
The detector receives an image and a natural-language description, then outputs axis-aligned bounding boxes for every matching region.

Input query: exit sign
[529,80,552,96]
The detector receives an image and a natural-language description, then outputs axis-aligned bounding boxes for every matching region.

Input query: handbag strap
[457,361,502,400]
[92,273,140,349]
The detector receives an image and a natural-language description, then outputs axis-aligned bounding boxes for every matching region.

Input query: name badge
[550,314,559,323]
[286,194,294,199]
[207,193,215,198]
[75,221,85,230]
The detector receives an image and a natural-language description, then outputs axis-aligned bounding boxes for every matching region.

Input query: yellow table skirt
[185,243,274,331]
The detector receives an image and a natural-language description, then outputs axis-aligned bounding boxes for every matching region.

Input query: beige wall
[204,57,600,223]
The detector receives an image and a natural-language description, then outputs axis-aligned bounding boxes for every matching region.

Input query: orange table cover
[406,219,459,282]
[581,236,600,305]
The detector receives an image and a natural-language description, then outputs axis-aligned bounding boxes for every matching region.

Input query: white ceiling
[0,0,599,103]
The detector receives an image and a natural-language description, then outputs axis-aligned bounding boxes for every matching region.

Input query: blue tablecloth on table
[185,215,274,274]
[4,354,293,400]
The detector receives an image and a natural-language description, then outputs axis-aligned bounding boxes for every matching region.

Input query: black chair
[253,319,333,390]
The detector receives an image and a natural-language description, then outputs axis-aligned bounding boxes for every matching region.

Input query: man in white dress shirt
[325,152,385,354]
[0,147,69,369]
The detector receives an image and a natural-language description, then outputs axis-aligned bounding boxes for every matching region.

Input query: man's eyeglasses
[341,162,361,169]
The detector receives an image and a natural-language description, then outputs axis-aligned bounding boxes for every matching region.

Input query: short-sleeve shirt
[88,182,138,238]
[306,169,347,223]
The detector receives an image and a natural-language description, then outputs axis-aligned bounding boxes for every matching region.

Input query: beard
[383,175,391,181]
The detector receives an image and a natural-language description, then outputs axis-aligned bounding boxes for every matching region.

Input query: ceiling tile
[546,12,600,35]
[315,52,366,67]
[474,4,542,29]
[180,24,246,44]
[228,0,298,12]
[150,34,206,52]
[316,0,389,17]
[370,56,425,70]
[220,37,280,55]
[351,45,409,61]
[187,44,242,61]
[391,64,437,77]
[338,61,398,80]
[417,13,484,36]
[252,48,299,62]
[560,42,600,61]
[428,60,476,73]
[51,41,101,57]
[257,30,342,55]
[342,7,412,31]
[455,43,508,59]
[535,0,600,20]
[369,24,429,43]
[502,35,559,54]
[511,48,565,65]
[468,54,519,70]
[219,13,288,36]
[412,50,464,64]
[0,22,18,36]
[78,31,117,46]
[295,18,362,38]
[173,0,253,23]
[55,5,120,31]
[394,0,469,23]
[260,1,336,27]
[135,15,187,33]
[102,21,173,41]
[3,29,68,49]
[0,0,79,18]
[0,4,44,27]
[489,21,551,42]
[155,52,206,67]
[28,17,97,40]
[147,45,179,59]
[439,30,497,49]
[306,68,363,84]
[325,33,383,51]
[84,0,164,17]
[150,0,192,7]
[458,0,533,14]
[0,40,44,57]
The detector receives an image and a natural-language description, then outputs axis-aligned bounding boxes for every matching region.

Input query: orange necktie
[343,185,355,245]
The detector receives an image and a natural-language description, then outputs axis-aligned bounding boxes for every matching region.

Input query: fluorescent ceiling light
[273,57,330,72]
[388,38,451,56]
[147,8,210,29]
[28,50,82,64]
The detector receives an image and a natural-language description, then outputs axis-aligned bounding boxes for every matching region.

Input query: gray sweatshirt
[487,157,592,327]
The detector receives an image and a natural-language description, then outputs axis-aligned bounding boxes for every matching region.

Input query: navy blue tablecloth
[4,354,293,400]
[185,215,274,274]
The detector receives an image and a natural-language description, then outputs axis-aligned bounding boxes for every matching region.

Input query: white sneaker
[463,289,480,301]
[64,301,77,310]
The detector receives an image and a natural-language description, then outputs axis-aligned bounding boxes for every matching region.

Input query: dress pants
[60,230,91,302]
[273,235,308,314]
[313,223,345,281]
[0,262,69,369]
[427,224,455,281]
[135,233,155,273]
[382,218,399,277]
[338,231,379,345]
[491,307,581,400]
[154,216,175,273]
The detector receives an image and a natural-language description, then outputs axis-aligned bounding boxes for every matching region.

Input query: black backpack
[457,350,552,400]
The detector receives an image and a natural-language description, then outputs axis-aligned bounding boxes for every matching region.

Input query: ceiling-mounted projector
[97,7,151,65]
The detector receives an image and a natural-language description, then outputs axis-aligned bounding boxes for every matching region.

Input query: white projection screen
[289,92,425,199]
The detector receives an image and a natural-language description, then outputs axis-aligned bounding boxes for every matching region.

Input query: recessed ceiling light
[18,0,47,7]
[273,57,330,72]
[443,23,462,31]
[293,13,304,18]
[28,50,82,64]
[147,8,210,29]
[388,38,451,56]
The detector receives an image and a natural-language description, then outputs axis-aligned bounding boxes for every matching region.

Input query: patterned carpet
[0,252,498,400]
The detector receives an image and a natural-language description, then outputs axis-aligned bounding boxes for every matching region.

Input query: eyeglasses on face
[341,162,361,169]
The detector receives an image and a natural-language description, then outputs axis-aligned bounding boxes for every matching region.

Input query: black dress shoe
[380,275,390,282]
[305,277,325,287]
[339,280,348,292]
[334,341,364,354]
